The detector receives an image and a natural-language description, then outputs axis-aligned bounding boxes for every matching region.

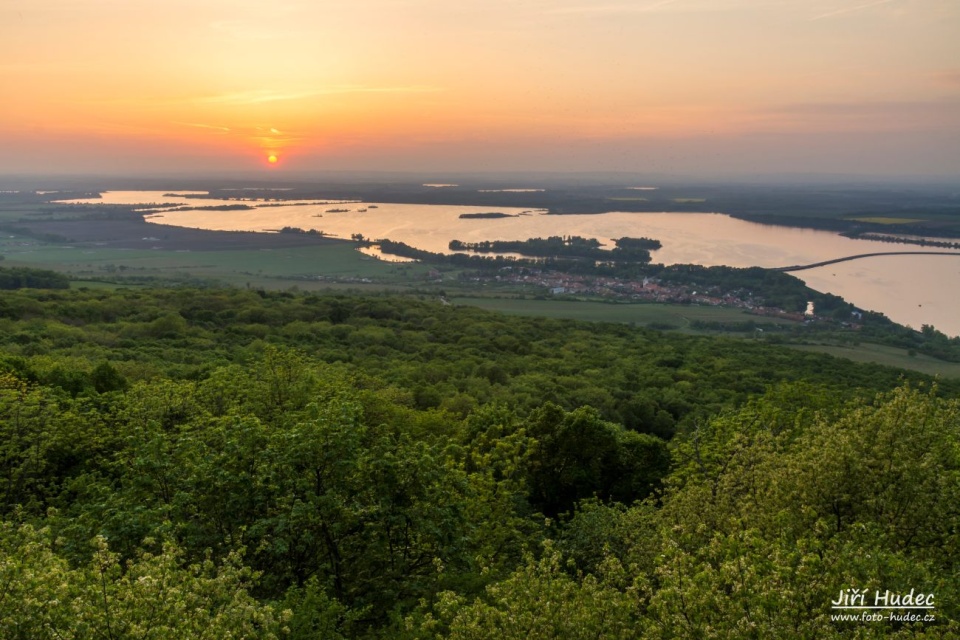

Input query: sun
[267,154,279,165]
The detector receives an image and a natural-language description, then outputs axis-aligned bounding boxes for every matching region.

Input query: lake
[64,191,960,336]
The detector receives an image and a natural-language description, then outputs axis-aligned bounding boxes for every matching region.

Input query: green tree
[0,523,287,640]
[644,385,960,637]
[412,544,639,640]
[525,404,669,517]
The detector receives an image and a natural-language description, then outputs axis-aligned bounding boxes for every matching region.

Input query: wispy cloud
[172,122,232,134]
[171,121,306,146]
[251,135,306,145]
[809,0,897,21]
[547,0,680,16]
[198,85,442,106]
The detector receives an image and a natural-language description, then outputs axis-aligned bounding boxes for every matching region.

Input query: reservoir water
[65,191,960,336]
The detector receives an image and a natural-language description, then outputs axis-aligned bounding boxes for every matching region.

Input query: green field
[788,342,960,379]
[0,236,434,287]
[453,297,960,378]
[449,296,796,329]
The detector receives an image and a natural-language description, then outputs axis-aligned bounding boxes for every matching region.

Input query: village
[454,265,827,325]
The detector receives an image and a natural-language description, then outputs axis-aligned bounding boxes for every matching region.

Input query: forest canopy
[0,287,956,638]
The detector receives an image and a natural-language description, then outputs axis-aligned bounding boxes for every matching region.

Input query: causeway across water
[773,251,960,272]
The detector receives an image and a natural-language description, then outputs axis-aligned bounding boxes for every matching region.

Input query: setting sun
[267,154,279,165]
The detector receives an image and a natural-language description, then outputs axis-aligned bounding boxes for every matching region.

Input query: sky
[2,0,959,178]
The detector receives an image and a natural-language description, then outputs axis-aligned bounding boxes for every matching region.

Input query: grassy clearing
[449,296,797,329]
[788,342,960,378]
[452,297,960,377]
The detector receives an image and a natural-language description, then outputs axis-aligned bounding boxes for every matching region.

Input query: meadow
[450,296,796,329]
[788,342,960,378]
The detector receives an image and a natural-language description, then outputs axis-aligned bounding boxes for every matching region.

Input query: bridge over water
[773,251,960,273]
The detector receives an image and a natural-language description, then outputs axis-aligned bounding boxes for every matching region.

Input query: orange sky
[2,0,959,176]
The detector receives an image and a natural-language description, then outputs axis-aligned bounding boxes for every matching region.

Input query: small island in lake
[458,212,517,219]
[179,204,254,211]
[447,235,658,263]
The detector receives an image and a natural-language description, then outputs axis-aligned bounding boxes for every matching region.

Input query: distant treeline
[0,266,70,290]
[732,212,960,242]
[844,232,960,249]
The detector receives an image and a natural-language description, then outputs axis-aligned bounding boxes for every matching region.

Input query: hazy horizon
[3,168,960,188]
[3,1,959,178]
